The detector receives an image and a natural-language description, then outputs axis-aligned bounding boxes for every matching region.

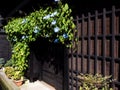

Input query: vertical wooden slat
[76,16,79,90]
[29,51,34,81]
[87,13,91,73]
[102,8,106,76]
[81,14,84,73]
[64,47,69,90]
[111,6,115,88]
[95,11,98,74]
[71,47,73,90]
[111,6,115,78]
[70,25,75,90]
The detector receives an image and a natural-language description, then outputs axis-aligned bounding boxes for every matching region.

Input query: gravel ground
[20,80,56,90]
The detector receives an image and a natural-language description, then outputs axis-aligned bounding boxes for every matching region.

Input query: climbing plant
[3,0,76,77]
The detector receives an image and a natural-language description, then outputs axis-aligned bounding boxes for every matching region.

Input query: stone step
[20,80,56,90]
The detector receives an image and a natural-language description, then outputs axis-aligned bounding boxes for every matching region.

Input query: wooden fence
[68,6,120,90]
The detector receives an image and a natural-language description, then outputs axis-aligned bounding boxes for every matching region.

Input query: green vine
[11,42,30,72]
[4,1,76,77]
[5,3,75,46]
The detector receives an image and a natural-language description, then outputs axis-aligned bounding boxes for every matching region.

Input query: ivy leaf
[64,4,69,11]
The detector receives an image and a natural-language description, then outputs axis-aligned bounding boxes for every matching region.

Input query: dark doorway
[27,37,65,90]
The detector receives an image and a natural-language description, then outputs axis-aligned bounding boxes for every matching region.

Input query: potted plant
[12,70,24,87]
[4,66,24,86]
[4,66,14,79]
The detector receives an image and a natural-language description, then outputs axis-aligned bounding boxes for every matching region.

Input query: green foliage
[0,58,5,68]
[4,59,13,67]
[77,73,113,90]
[11,42,30,72]
[4,42,29,76]
[4,66,24,80]
[4,67,14,79]
[3,1,76,79]
[4,3,76,47]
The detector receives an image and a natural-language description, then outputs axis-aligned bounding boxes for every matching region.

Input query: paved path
[0,69,55,90]
[20,80,56,90]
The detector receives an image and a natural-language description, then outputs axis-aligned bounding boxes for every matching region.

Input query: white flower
[22,36,25,39]
[51,20,56,25]
[54,0,60,2]
[34,29,39,33]
[54,27,60,33]
[43,14,51,19]
[22,35,28,39]
[34,26,40,33]
[34,26,39,29]
[51,11,57,17]
[63,33,68,38]
[22,19,27,24]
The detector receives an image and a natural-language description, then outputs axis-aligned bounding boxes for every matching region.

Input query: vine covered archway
[4,1,76,77]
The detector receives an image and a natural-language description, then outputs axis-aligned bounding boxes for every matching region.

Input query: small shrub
[4,66,14,79]
[4,66,24,80]
[77,73,113,90]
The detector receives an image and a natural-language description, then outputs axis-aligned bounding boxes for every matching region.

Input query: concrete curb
[0,69,20,90]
